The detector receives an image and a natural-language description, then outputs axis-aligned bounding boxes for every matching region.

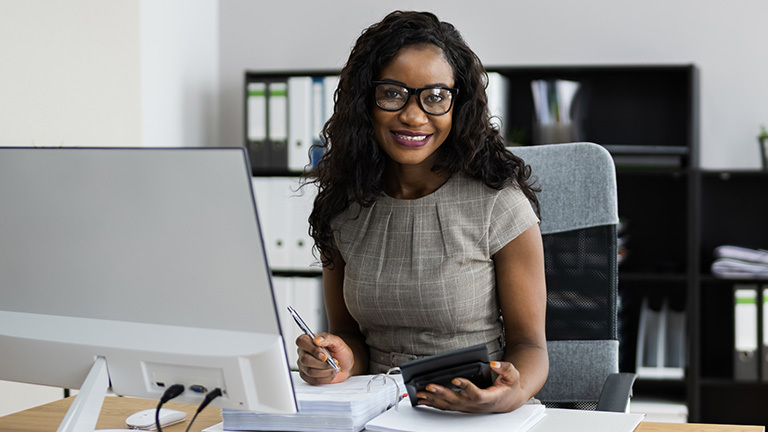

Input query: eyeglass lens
[375,83,454,115]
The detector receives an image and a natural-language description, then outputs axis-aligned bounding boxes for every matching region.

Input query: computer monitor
[0,147,297,430]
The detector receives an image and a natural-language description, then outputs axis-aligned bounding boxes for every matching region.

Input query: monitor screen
[0,147,297,420]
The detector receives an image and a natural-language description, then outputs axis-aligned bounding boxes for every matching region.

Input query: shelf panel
[637,367,685,380]
[700,275,768,284]
[699,378,768,387]
[271,269,322,278]
[699,383,768,426]
[619,273,688,283]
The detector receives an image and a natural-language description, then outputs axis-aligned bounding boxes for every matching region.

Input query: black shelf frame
[485,64,700,415]
[689,169,768,424]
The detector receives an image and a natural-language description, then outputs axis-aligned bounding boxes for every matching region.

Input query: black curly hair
[305,10,539,267]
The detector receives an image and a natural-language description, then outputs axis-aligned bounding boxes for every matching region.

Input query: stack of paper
[222,372,403,432]
[366,400,546,432]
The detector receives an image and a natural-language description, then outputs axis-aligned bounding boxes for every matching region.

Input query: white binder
[288,76,313,172]
[734,285,758,380]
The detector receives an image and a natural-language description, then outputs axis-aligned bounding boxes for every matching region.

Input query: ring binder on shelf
[734,285,758,381]
[246,81,268,173]
[268,81,289,172]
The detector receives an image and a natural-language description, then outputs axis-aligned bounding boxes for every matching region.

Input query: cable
[156,384,185,432]
[185,388,223,432]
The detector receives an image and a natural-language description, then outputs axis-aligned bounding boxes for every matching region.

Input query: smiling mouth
[391,131,432,147]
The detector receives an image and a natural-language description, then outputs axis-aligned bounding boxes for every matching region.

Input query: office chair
[511,142,636,412]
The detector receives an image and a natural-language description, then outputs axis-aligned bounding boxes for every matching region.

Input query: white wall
[0,0,218,149]
[141,0,219,147]
[0,381,63,417]
[219,0,768,169]
[3,0,764,161]
[0,0,141,147]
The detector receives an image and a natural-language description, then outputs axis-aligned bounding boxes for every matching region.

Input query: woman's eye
[424,93,445,104]
[384,89,404,99]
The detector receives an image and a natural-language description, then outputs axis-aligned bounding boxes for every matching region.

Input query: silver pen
[287,305,340,372]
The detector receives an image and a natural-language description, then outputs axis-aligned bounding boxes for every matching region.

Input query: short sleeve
[488,185,540,256]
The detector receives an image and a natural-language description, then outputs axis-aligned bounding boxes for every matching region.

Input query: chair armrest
[595,372,637,412]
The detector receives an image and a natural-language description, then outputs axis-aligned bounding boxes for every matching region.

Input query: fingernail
[321,354,328,361]
[491,361,501,368]
[314,336,323,343]
[451,378,461,386]
[426,385,436,392]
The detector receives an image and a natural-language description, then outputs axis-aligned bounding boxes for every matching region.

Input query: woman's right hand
[296,332,355,385]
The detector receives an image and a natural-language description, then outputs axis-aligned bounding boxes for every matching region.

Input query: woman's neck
[382,164,451,200]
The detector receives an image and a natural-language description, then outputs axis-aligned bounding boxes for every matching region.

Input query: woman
[297,10,548,414]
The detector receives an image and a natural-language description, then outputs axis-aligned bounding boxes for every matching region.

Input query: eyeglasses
[372,81,458,116]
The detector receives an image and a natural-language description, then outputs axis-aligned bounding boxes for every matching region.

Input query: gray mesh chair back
[511,142,632,411]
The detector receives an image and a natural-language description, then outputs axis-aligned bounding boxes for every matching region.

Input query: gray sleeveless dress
[331,172,539,373]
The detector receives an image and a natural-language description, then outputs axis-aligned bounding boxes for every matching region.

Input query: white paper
[529,408,644,432]
[366,400,546,432]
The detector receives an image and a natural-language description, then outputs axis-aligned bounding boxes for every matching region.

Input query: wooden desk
[0,396,763,432]
[0,396,221,432]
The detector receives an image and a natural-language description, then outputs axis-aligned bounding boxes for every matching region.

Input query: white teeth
[394,133,428,141]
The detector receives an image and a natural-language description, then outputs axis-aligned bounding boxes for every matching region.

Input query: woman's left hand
[415,361,530,413]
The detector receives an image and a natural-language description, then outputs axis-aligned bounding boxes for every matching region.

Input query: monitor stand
[57,356,109,432]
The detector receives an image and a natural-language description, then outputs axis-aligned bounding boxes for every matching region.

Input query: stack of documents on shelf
[222,372,403,432]
[366,400,545,432]
[635,296,686,379]
[711,245,768,278]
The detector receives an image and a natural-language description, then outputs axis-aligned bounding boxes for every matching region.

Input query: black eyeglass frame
[372,81,459,116]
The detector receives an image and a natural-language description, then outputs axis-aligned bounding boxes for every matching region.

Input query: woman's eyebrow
[377,78,453,88]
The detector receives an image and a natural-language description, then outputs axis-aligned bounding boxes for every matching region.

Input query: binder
[637,297,662,370]
[664,305,686,370]
[252,177,317,271]
[734,285,758,381]
[292,277,325,335]
[287,178,317,270]
[288,76,313,173]
[268,81,289,172]
[763,287,768,382]
[323,75,339,122]
[635,297,684,379]
[309,77,325,169]
[251,177,278,267]
[269,177,293,269]
[246,81,268,173]
[305,75,339,169]
[271,276,296,366]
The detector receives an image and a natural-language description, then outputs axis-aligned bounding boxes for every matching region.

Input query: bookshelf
[692,170,768,426]
[483,64,698,414]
